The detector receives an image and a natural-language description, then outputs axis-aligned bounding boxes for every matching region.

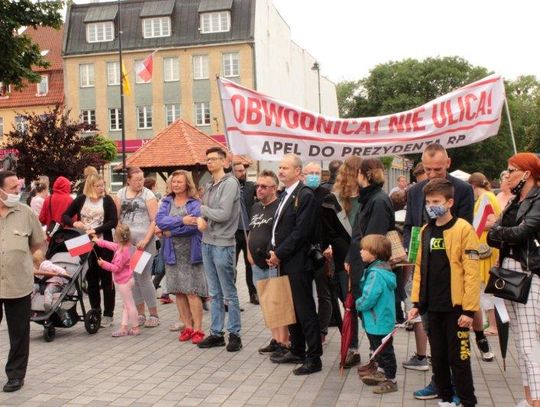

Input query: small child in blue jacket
[356,234,397,394]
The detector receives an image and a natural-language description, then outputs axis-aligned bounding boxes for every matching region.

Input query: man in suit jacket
[267,154,322,375]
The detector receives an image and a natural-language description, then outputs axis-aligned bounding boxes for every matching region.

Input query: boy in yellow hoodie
[409,178,481,407]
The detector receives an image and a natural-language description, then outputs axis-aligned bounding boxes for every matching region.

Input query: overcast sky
[272,0,540,84]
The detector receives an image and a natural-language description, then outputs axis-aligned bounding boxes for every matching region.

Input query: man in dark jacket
[232,162,258,304]
[320,160,342,191]
[267,154,322,375]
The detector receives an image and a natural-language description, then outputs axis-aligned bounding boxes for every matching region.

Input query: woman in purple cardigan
[155,170,206,345]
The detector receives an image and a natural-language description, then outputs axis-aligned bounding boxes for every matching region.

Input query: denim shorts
[252,264,278,294]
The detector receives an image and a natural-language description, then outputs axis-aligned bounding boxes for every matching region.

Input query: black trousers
[313,264,332,336]
[0,295,31,379]
[367,333,397,379]
[427,310,477,407]
[87,246,115,317]
[235,230,256,296]
[288,272,323,362]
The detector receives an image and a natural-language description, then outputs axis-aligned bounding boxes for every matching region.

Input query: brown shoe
[373,379,398,394]
[361,370,386,386]
[343,350,361,368]
[358,360,378,378]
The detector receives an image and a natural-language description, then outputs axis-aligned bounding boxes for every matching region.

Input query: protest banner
[218,75,505,161]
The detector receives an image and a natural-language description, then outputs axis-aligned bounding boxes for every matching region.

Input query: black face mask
[510,176,527,195]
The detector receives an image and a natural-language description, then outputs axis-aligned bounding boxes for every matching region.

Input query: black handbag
[484,266,532,304]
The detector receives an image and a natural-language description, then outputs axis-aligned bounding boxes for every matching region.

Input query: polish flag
[473,195,495,237]
[65,234,93,257]
[130,249,152,274]
[136,53,153,83]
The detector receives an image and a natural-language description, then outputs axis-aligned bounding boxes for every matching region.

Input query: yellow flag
[121,62,131,96]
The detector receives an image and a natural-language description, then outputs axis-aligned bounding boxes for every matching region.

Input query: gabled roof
[64,0,255,57]
[125,119,250,168]
[0,26,64,109]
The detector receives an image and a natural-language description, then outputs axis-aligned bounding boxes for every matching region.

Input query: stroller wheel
[85,309,101,334]
[43,325,56,342]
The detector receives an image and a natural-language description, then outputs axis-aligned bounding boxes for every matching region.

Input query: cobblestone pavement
[0,266,523,406]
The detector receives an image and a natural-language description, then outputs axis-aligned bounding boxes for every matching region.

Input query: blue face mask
[425,203,448,219]
[305,174,321,189]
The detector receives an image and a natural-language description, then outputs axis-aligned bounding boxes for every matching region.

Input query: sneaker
[361,370,386,386]
[516,400,532,407]
[191,330,205,345]
[373,379,398,394]
[270,343,289,358]
[197,334,225,349]
[358,360,378,378]
[178,327,194,342]
[413,382,439,400]
[438,402,461,407]
[343,350,361,368]
[226,333,243,352]
[100,316,113,328]
[402,353,429,371]
[259,339,279,355]
[476,338,494,361]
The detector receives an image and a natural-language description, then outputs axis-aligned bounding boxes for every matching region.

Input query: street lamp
[311,61,322,114]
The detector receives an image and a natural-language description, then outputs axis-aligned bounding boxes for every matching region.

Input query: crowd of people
[0,145,539,407]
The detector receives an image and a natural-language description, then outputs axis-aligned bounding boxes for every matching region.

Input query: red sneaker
[178,327,194,342]
[191,330,205,344]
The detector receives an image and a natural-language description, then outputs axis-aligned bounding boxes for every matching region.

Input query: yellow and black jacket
[411,217,481,316]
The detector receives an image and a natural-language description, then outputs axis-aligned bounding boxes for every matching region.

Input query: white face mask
[0,189,21,208]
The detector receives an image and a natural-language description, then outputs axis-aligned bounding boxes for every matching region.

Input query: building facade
[0,26,64,143]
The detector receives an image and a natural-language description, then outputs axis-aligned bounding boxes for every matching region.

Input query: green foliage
[380,156,393,169]
[4,105,105,183]
[337,56,540,180]
[83,135,118,163]
[0,0,63,89]
[336,80,360,118]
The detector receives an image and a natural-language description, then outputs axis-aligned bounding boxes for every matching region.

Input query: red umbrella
[340,276,355,375]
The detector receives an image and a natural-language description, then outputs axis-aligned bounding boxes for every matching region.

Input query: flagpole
[504,98,518,155]
[117,0,127,184]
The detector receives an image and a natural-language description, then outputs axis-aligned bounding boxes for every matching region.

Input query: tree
[83,135,118,163]
[0,0,63,89]
[336,57,539,179]
[4,106,105,184]
[336,80,360,118]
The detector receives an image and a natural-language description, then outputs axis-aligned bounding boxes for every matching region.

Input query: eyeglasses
[255,184,276,190]
[507,167,522,174]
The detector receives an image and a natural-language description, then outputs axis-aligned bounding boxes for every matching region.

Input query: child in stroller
[32,250,72,311]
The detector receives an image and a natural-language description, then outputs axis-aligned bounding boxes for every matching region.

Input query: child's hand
[97,258,104,267]
[458,314,473,329]
[408,307,419,320]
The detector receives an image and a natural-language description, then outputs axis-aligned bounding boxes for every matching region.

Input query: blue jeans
[251,265,278,295]
[202,243,241,336]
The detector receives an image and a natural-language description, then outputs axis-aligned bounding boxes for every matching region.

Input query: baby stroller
[31,228,101,341]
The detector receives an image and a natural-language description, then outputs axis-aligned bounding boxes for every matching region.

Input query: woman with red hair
[488,152,540,407]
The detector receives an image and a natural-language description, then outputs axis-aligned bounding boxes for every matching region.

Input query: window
[135,60,152,84]
[15,116,27,133]
[165,104,180,125]
[81,109,96,127]
[222,52,239,77]
[107,62,120,86]
[109,161,124,193]
[137,106,152,129]
[86,21,114,43]
[163,57,179,82]
[109,108,122,131]
[80,64,95,88]
[200,11,230,33]
[192,55,209,80]
[0,82,10,97]
[36,75,48,96]
[142,17,171,38]
[195,102,210,126]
